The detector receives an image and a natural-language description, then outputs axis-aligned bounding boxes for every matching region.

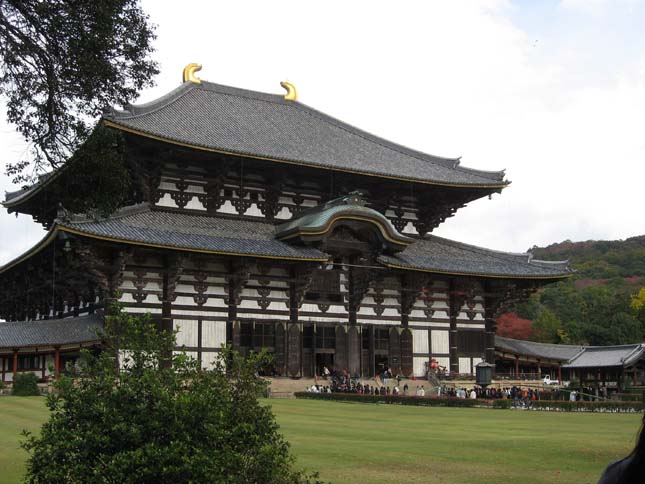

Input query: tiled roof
[495,336,583,362]
[59,205,327,261]
[563,344,645,368]
[0,313,103,349]
[379,236,572,279]
[496,336,645,368]
[103,81,507,188]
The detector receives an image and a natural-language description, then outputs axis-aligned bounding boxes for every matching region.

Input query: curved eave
[58,225,329,263]
[0,339,101,353]
[0,224,328,276]
[380,261,573,280]
[102,119,510,190]
[0,229,59,275]
[3,167,68,210]
[277,214,414,248]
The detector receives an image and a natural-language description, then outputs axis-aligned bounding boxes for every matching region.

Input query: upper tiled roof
[495,336,583,362]
[103,80,507,188]
[379,235,572,279]
[0,313,103,349]
[563,344,645,368]
[59,204,327,262]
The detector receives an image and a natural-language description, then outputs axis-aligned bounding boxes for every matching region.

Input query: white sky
[1,0,644,265]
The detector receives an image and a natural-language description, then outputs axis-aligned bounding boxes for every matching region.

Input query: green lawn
[0,397,641,484]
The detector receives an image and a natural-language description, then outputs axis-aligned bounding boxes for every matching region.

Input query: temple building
[0,65,572,383]
[495,336,645,391]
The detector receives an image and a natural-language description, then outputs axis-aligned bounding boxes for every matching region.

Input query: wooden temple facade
[0,67,571,381]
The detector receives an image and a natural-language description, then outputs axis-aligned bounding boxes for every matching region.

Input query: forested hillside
[500,235,645,346]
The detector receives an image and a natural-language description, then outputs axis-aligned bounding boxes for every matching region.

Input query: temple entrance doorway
[375,354,389,377]
[316,352,334,378]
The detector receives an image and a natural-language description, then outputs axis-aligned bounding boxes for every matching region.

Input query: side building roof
[0,313,103,349]
[563,344,645,369]
[495,336,583,362]
[496,336,645,368]
[102,80,508,189]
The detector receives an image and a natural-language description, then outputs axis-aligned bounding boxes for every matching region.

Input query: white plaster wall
[175,319,198,347]
[201,351,219,370]
[459,357,472,375]
[431,330,449,354]
[413,357,427,377]
[202,321,226,348]
[412,329,429,353]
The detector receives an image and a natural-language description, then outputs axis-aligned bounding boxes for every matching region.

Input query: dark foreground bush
[22,310,321,483]
[11,372,39,396]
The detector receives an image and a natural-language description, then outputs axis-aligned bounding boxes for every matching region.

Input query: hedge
[294,392,644,413]
[295,392,486,408]
[11,372,40,396]
[526,400,643,413]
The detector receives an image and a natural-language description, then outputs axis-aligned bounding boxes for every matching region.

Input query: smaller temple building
[0,314,102,383]
[495,335,645,390]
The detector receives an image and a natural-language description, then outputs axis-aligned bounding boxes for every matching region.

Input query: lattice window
[253,322,275,348]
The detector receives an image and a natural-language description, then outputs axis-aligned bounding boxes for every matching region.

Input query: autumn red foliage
[496,312,533,340]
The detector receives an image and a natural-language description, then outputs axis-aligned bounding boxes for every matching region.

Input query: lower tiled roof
[379,235,572,279]
[60,205,328,261]
[563,344,645,368]
[496,336,583,362]
[0,313,103,349]
[496,336,645,368]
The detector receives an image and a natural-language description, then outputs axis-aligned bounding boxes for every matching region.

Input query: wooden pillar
[515,356,519,377]
[54,348,60,379]
[537,360,541,379]
[228,276,238,350]
[359,326,363,377]
[558,364,562,382]
[12,350,18,376]
[197,319,203,367]
[288,270,302,378]
[369,325,375,377]
[312,324,317,377]
[448,283,459,376]
[484,317,496,366]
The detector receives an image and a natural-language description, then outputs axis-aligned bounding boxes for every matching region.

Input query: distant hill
[530,235,645,281]
[497,235,645,346]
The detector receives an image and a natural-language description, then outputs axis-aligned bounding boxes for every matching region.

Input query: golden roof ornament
[280,81,297,101]
[182,63,202,84]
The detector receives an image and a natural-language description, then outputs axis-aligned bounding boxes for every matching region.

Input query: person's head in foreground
[598,413,645,483]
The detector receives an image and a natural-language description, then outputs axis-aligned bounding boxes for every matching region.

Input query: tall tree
[0,0,158,184]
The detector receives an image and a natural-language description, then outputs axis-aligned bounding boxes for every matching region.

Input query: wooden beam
[54,347,60,379]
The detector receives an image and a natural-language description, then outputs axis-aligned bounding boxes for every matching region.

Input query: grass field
[0,397,641,484]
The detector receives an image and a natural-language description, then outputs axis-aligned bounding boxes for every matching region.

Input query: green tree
[0,0,158,184]
[630,287,645,337]
[531,308,562,343]
[22,310,318,483]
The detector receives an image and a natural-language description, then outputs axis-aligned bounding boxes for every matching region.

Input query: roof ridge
[109,82,194,118]
[107,80,506,184]
[496,336,581,349]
